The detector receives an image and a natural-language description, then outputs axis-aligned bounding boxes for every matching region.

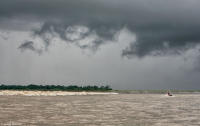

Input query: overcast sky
[0,0,200,89]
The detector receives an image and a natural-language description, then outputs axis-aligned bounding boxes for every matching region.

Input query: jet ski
[167,90,173,96]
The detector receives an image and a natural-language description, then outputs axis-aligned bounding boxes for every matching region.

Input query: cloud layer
[1,0,200,57]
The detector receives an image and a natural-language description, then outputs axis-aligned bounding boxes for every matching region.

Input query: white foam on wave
[0,90,118,96]
[163,94,175,97]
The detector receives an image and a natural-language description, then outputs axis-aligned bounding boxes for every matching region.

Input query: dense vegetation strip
[0,84,112,91]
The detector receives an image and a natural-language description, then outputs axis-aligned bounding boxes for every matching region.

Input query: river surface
[0,94,200,126]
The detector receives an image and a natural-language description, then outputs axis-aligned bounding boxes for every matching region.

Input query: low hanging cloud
[31,22,119,52]
[0,31,9,40]
[18,41,42,54]
[1,0,200,57]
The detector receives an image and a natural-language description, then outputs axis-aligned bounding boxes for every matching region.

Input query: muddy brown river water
[0,94,200,126]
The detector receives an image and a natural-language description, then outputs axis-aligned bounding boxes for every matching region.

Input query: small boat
[167,90,173,96]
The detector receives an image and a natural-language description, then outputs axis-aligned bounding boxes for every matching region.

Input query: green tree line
[0,84,112,91]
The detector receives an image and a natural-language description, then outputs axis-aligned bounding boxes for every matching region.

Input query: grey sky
[0,0,200,89]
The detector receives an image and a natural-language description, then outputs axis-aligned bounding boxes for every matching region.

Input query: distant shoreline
[0,84,112,92]
[1,85,200,95]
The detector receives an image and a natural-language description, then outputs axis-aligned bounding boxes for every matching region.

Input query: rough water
[0,94,200,126]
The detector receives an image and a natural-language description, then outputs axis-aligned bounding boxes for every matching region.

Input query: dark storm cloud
[18,41,42,54]
[1,0,200,56]
[122,25,200,57]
